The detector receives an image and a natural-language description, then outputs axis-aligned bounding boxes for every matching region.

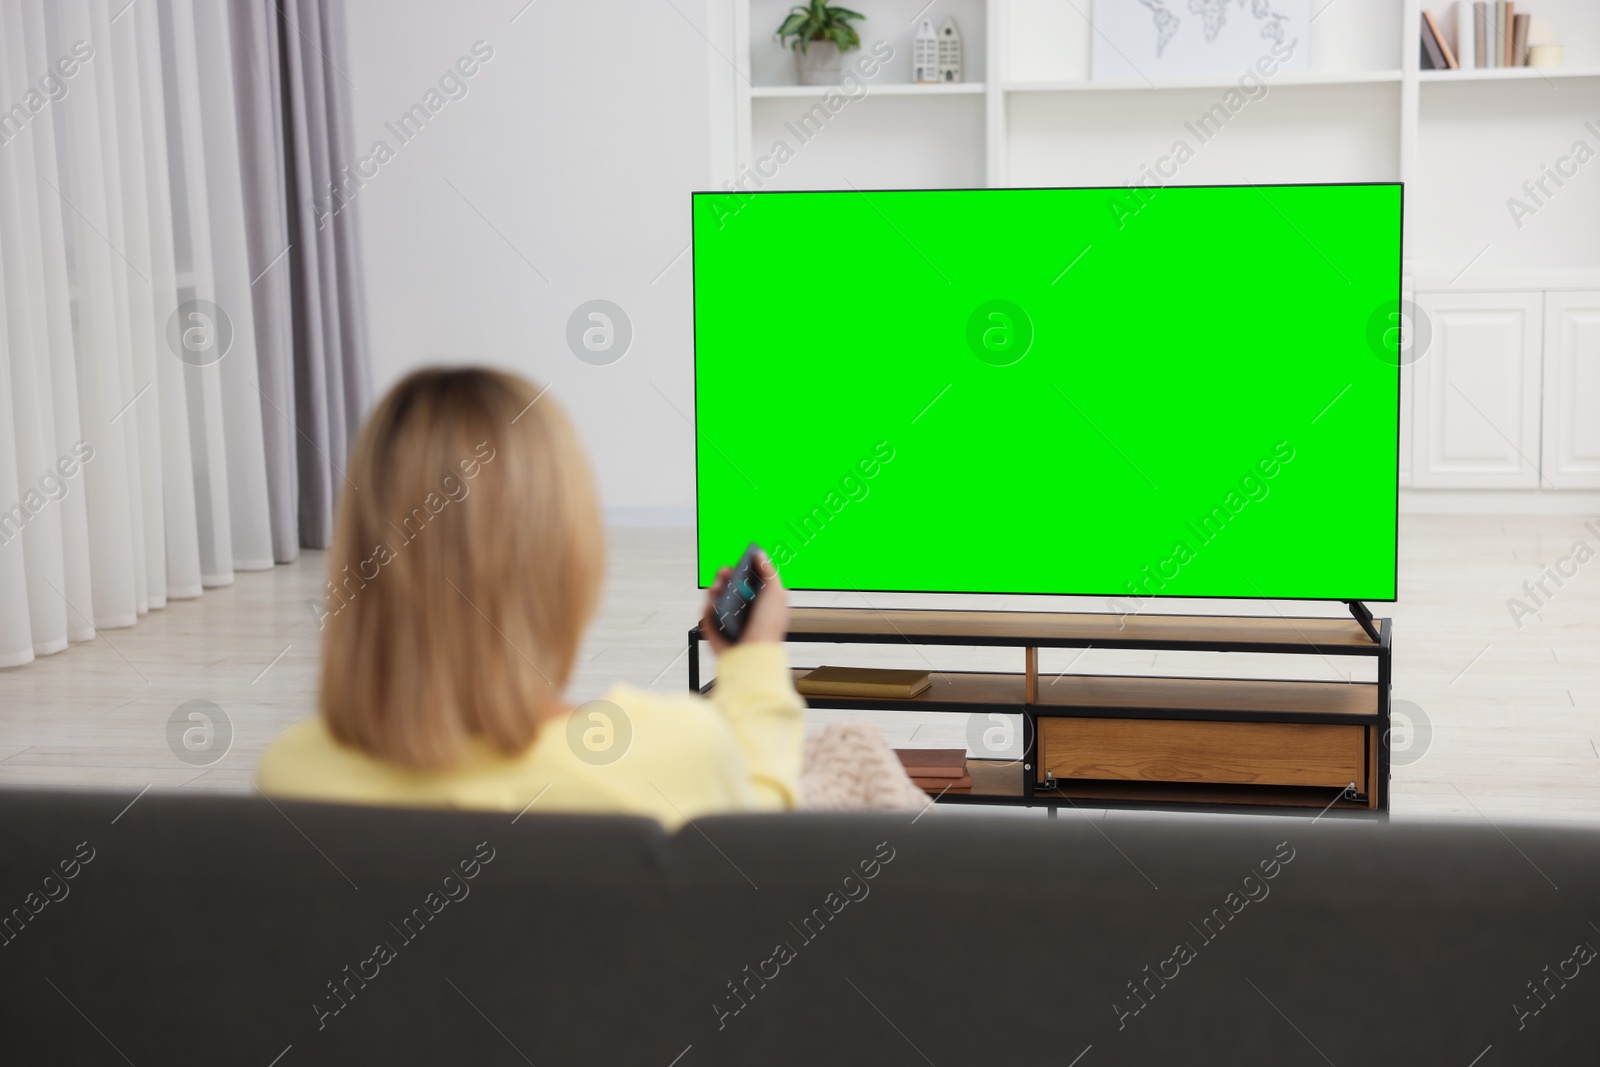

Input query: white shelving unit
[710,0,1600,505]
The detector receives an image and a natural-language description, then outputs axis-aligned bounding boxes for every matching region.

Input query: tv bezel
[689,181,1404,604]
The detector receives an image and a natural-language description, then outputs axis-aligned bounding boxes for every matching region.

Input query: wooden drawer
[1038,717,1366,789]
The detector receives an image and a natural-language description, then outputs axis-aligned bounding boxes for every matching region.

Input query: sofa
[1,789,1596,1064]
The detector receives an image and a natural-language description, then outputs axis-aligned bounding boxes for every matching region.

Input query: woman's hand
[702,551,790,654]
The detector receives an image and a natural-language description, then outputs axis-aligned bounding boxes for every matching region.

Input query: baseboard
[1399,489,1600,515]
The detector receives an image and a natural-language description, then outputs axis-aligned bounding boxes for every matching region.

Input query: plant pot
[795,40,843,85]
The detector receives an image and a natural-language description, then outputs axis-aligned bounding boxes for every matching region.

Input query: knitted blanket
[799,720,929,811]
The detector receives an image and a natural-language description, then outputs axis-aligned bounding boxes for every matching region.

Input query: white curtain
[0,0,276,668]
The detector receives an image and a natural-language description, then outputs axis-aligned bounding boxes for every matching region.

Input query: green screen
[692,184,1400,601]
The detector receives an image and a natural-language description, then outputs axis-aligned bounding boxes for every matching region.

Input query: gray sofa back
[1,790,1596,1064]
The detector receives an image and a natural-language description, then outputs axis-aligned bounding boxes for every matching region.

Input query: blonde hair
[319,367,603,770]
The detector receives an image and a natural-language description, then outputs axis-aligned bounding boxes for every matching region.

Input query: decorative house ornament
[913,19,939,83]
[937,17,962,82]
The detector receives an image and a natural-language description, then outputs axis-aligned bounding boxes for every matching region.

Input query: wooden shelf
[750,82,985,97]
[1035,674,1376,718]
[1418,65,1600,82]
[931,764,1373,814]
[1035,777,1373,813]
[1005,70,1403,92]
[773,606,1384,656]
[783,669,1379,723]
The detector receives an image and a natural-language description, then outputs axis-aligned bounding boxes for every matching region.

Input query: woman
[257,367,804,827]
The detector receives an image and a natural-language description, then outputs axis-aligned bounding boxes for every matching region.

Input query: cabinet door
[1412,292,1543,488]
[1542,291,1600,489]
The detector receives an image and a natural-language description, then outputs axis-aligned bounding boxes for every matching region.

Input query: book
[1424,10,1459,68]
[1420,13,1448,69]
[1474,2,1489,67]
[1512,12,1531,65]
[797,666,932,699]
[1496,1,1506,67]
[1456,0,1475,69]
[911,773,971,791]
[895,748,967,779]
[1502,2,1513,67]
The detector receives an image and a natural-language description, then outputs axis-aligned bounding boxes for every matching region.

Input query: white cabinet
[1541,291,1600,489]
[1412,292,1544,488]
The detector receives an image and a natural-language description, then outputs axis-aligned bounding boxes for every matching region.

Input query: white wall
[343,0,717,520]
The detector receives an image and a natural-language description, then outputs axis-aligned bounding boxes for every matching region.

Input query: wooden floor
[1,518,1597,822]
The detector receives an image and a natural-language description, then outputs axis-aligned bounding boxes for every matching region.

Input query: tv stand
[689,607,1392,816]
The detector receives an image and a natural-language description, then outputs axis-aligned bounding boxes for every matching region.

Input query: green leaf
[777,0,862,48]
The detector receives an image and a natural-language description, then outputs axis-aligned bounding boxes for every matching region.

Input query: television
[691,183,1402,603]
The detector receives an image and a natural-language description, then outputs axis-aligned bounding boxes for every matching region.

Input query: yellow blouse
[256,643,804,829]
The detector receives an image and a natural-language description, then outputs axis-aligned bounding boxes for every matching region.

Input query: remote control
[711,544,768,643]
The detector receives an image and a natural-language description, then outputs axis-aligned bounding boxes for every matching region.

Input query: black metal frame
[688,609,1393,817]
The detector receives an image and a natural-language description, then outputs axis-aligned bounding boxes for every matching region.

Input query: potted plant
[776,1,866,85]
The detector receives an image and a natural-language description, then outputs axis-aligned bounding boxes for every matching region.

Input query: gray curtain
[279,0,371,549]
[231,0,371,554]
[230,0,297,561]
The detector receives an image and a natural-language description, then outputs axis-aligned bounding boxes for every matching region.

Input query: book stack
[1425,2,1549,70]
[896,748,970,792]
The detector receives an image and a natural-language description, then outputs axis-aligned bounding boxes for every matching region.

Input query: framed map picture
[1091,0,1312,80]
